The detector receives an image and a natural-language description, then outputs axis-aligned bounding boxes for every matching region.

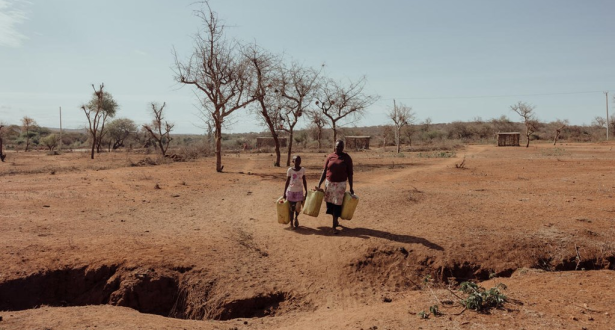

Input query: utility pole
[606,92,609,140]
[59,106,63,151]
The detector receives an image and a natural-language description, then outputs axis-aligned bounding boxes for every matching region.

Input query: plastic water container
[340,192,359,220]
[276,197,290,224]
[302,190,324,217]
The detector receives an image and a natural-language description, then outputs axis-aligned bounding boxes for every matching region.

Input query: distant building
[497,132,520,146]
[345,136,371,150]
[256,137,287,148]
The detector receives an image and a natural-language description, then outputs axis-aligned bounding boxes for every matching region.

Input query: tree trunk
[395,127,401,154]
[258,99,281,167]
[90,133,96,159]
[158,137,166,157]
[215,121,223,172]
[286,130,294,167]
[317,127,322,150]
[525,132,530,148]
[273,136,281,167]
[332,122,338,144]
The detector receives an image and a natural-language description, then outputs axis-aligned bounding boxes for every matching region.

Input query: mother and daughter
[282,140,354,233]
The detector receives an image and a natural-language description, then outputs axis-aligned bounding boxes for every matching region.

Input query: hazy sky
[1,0,614,134]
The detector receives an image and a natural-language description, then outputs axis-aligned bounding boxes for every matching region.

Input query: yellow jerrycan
[276,197,291,224]
[340,192,359,220]
[302,189,324,217]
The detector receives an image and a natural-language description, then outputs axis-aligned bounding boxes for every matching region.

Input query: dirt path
[1,144,614,329]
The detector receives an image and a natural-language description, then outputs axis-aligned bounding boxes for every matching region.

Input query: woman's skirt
[324,179,346,217]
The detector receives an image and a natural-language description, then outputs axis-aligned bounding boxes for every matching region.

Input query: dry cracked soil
[1,143,614,329]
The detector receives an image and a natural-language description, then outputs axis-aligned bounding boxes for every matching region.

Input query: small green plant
[429,304,441,316]
[418,310,429,319]
[458,281,507,312]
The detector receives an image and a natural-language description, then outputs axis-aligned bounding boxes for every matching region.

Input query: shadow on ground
[289,225,444,251]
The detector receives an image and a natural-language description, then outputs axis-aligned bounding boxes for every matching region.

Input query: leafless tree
[244,44,284,166]
[81,84,118,159]
[315,76,378,143]
[592,116,607,128]
[306,109,327,150]
[21,116,36,151]
[552,119,569,145]
[388,100,415,153]
[143,102,174,157]
[174,2,256,172]
[510,101,538,148]
[278,62,321,166]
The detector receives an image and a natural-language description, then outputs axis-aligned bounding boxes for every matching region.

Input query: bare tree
[306,109,327,150]
[244,44,284,166]
[21,116,36,151]
[81,84,118,159]
[278,62,321,166]
[143,102,174,157]
[388,100,415,153]
[510,101,538,148]
[552,119,569,145]
[315,76,378,143]
[174,2,256,172]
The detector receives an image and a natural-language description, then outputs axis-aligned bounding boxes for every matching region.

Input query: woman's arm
[348,174,354,195]
[347,155,354,194]
[317,158,328,189]
[317,168,326,189]
[302,175,308,196]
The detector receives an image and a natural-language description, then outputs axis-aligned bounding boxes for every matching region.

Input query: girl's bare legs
[289,203,295,229]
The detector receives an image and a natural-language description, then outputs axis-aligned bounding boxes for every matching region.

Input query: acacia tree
[306,109,327,150]
[21,116,36,151]
[143,102,174,157]
[41,134,58,151]
[315,76,378,143]
[106,118,137,150]
[380,125,394,150]
[510,101,538,148]
[81,84,118,159]
[388,100,415,153]
[244,44,284,166]
[278,62,321,166]
[552,119,569,145]
[174,3,256,172]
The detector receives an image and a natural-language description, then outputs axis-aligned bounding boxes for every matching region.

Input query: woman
[317,140,354,233]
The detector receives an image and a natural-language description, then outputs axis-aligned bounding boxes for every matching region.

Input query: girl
[283,155,308,229]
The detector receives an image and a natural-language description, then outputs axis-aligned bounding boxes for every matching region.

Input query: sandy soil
[1,143,614,330]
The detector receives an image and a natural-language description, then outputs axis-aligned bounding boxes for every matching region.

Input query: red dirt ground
[1,142,614,329]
